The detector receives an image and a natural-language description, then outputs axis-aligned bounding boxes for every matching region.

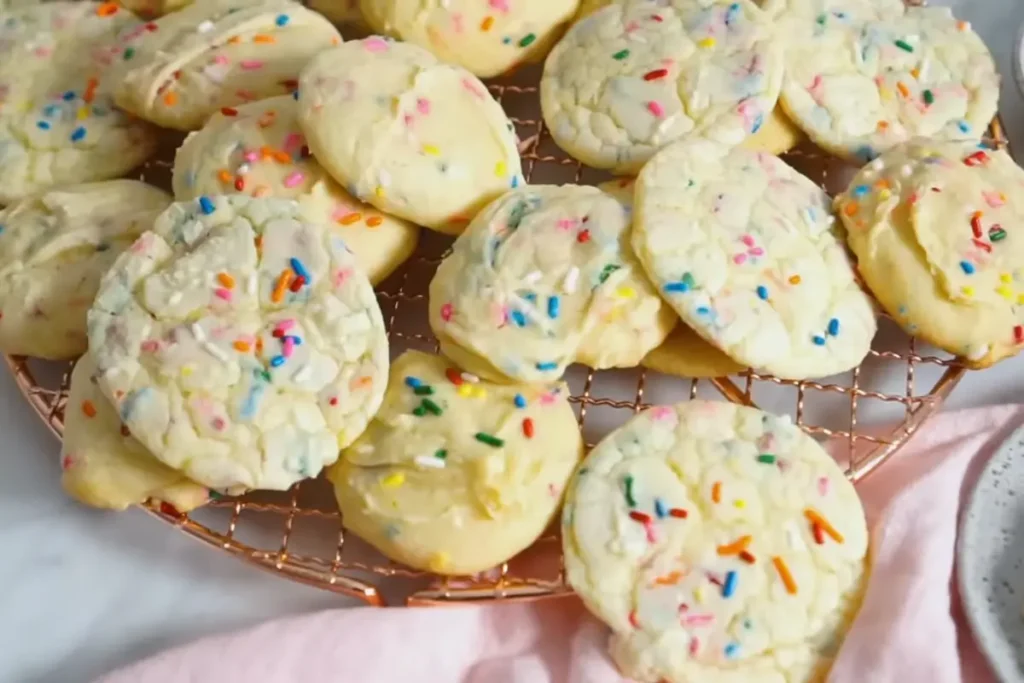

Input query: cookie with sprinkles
[563,400,869,683]
[173,96,420,285]
[540,0,784,174]
[779,3,999,164]
[360,0,577,78]
[429,184,676,384]
[836,139,1024,368]
[62,353,211,511]
[0,2,159,204]
[330,350,583,575]
[634,139,877,379]
[0,180,170,359]
[87,194,389,491]
[104,0,341,131]
[296,37,523,235]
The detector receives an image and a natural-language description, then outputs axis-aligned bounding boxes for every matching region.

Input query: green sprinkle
[990,227,1007,242]
[613,49,630,60]
[260,370,272,383]
[815,13,827,26]
[519,33,536,48]
[598,263,621,285]
[682,272,696,288]
[414,385,434,396]
[475,432,504,447]
[123,46,136,60]
[624,475,637,507]
[421,398,443,416]
[756,454,777,464]
[435,449,448,460]
[894,39,914,52]
[923,89,934,105]
[413,405,427,417]
[208,490,223,500]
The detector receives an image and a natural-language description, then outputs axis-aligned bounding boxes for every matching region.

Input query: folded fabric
[96,406,1024,683]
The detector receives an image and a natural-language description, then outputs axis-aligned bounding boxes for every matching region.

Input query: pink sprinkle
[539,392,557,406]
[810,74,823,92]
[416,98,431,115]
[331,206,353,221]
[282,133,303,151]
[441,302,454,322]
[741,234,756,247]
[276,319,296,333]
[240,60,264,70]
[651,405,674,421]
[625,20,641,33]
[214,288,232,301]
[403,114,416,127]
[61,455,75,470]
[364,36,389,53]
[212,417,226,431]
[984,191,1006,208]
[689,637,700,656]
[236,89,257,101]
[556,218,575,231]
[140,340,160,353]
[646,100,665,117]
[451,12,464,33]
[283,171,304,188]
[643,521,658,544]
[243,150,259,162]
[489,0,509,12]
[685,614,715,627]
[749,247,764,257]
[818,476,830,496]
[733,254,747,265]
[282,337,295,358]
[461,78,484,99]
[213,55,229,65]
[333,268,352,287]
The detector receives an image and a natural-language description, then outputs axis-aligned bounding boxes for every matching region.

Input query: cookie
[541,0,784,174]
[297,37,523,235]
[642,324,748,378]
[307,0,364,26]
[173,96,420,285]
[835,139,1024,368]
[0,2,159,204]
[330,350,582,575]
[117,0,192,17]
[62,352,210,511]
[779,4,999,163]
[0,180,170,359]
[562,400,869,683]
[360,0,577,78]
[634,139,876,379]
[105,0,341,131]
[87,194,389,491]
[429,184,676,384]
[742,106,804,156]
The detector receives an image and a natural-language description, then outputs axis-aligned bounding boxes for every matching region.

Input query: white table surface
[4,2,1024,681]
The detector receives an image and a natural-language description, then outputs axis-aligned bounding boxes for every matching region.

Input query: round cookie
[0,180,171,359]
[117,0,193,17]
[105,0,341,131]
[308,0,364,26]
[429,184,676,384]
[634,139,877,380]
[87,194,389,491]
[173,96,420,285]
[541,0,784,175]
[835,139,1024,368]
[62,353,210,512]
[360,0,577,78]
[562,400,869,683]
[741,106,804,156]
[331,350,583,575]
[779,4,999,164]
[0,2,159,204]
[297,37,523,235]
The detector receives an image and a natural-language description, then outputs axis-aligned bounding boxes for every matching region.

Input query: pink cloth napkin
[96,406,1024,683]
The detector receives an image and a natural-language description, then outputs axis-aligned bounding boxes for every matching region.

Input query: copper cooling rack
[3,0,1000,605]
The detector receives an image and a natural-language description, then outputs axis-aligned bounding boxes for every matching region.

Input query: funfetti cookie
[836,139,1024,368]
[297,37,523,235]
[780,3,999,164]
[0,180,171,359]
[634,139,877,380]
[429,184,676,384]
[104,0,341,131]
[563,400,869,683]
[0,2,159,204]
[62,353,210,511]
[173,96,419,285]
[360,0,577,78]
[541,0,783,175]
[331,350,583,575]
[87,195,389,492]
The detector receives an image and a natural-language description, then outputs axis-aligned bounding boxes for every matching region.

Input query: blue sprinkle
[283,335,303,346]
[654,498,667,519]
[511,176,519,188]
[292,89,300,101]
[547,295,560,319]
[852,185,869,197]
[664,282,690,294]
[36,121,50,130]
[751,113,763,134]
[240,382,265,420]
[70,126,86,142]
[827,318,840,336]
[696,306,710,315]
[275,13,289,26]
[62,90,76,101]
[856,146,877,162]
[756,285,768,300]
[724,643,740,659]
[502,36,512,44]
[511,310,527,327]
[536,361,558,371]
[813,335,827,346]
[723,570,738,598]
[289,257,311,282]
[960,260,975,274]
[0,225,5,235]
[523,292,537,303]
[957,120,971,134]
[514,393,527,409]
[43,104,60,117]
[404,376,423,388]
[198,196,216,215]
[270,355,286,367]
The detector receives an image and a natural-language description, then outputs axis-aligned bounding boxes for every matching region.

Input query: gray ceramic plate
[959,423,1024,683]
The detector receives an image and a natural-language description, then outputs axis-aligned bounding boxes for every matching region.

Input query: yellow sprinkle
[911,67,920,79]
[474,387,487,399]
[374,186,385,198]
[879,87,892,101]
[428,552,450,572]
[997,285,1014,300]
[1017,294,1024,305]
[616,286,636,299]
[422,144,440,156]
[181,366,193,377]
[481,16,494,31]
[382,472,405,488]
[77,107,90,120]
[494,161,507,177]
[734,499,746,509]
[878,189,892,201]
[1001,273,1013,283]
[458,384,474,397]
[962,286,975,297]
[693,586,706,604]
[697,37,716,48]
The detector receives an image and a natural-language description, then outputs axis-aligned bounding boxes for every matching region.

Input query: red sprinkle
[159,501,183,517]
[221,106,239,116]
[812,523,825,545]
[577,229,590,243]
[669,508,688,518]
[445,368,464,385]
[329,397,339,406]
[650,14,663,21]
[629,610,640,628]
[629,511,652,524]
[234,177,245,191]
[145,22,158,31]
[1015,325,1024,344]
[964,151,989,167]
[643,68,669,81]
[971,212,983,237]
[972,238,992,253]
[289,275,306,293]
[522,417,535,438]
[739,550,757,564]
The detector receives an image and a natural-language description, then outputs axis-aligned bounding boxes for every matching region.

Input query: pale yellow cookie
[643,324,748,378]
[331,350,583,575]
[742,106,804,156]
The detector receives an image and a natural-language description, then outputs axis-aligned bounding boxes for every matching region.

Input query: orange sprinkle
[233,340,251,352]
[772,556,798,595]
[712,481,722,503]
[228,36,242,45]
[788,275,802,285]
[353,375,373,388]
[260,146,274,160]
[255,235,264,254]
[896,81,910,98]
[82,400,97,418]
[163,91,178,106]
[96,1,119,16]
[253,34,275,43]
[653,570,685,586]
[272,151,291,163]
[876,120,889,131]
[804,509,844,543]
[217,169,232,184]
[253,185,271,198]
[481,16,494,31]
[339,212,362,226]
[911,68,920,79]
[717,535,752,556]
[255,337,264,354]
[843,202,859,217]
[217,272,235,289]
[83,77,99,104]
[271,270,293,303]
[874,178,891,190]
[365,216,383,228]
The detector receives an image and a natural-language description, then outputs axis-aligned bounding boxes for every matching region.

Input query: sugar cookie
[541,0,783,174]
[105,0,341,131]
[0,2,159,204]
[87,194,389,491]
[634,139,876,379]
[173,96,419,285]
[297,37,523,235]
[563,400,869,683]
[429,184,675,383]
[360,0,577,78]
[308,0,363,26]
[742,106,804,156]
[0,180,170,359]
[62,353,210,512]
[779,4,999,163]
[331,350,582,575]
[836,139,1024,368]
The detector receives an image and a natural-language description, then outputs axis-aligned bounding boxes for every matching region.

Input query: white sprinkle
[899,164,913,177]
[523,270,542,284]
[378,169,392,187]
[918,58,931,82]
[869,158,885,173]
[293,364,312,383]
[191,323,206,343]
[202,341,229,363]
[140,324,151,339]
[460,372,480,383]
[563,266,580,294]
[237,163,251,175]
[415,455,446,469]
[247,273,257,296]
[786,523,805,551]
[168,292,183,306]
[355,444,375,454]
[197,20,214,33]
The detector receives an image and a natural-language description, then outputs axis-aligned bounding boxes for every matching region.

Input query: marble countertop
[3,2,1024,681]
